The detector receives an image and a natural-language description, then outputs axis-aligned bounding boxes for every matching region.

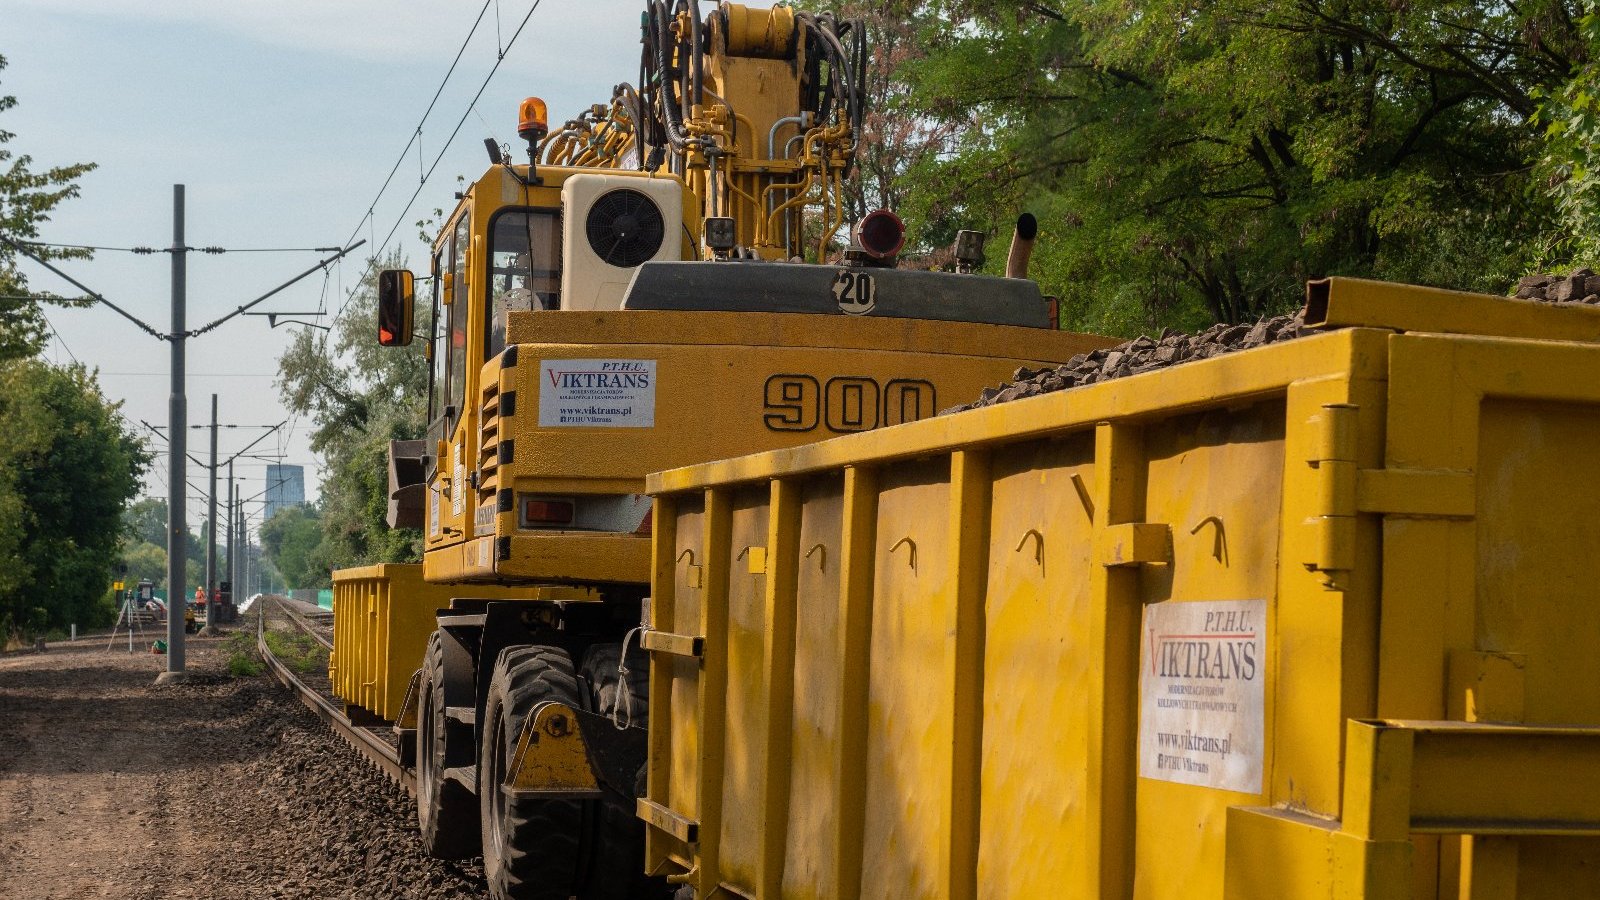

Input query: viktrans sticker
[1138,599,1266,793]
[539,359,656,428]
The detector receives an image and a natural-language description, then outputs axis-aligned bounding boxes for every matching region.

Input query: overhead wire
[19,240,343,254]
[0,234,165,338]
[97,372,279,378]
[40,309,80,365]
[322,0,498,319]
[0,234,360,340]
[323,0,549,337]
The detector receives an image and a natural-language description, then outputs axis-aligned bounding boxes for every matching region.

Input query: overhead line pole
[205,394,219,632]
[12,183,344,676]
[238,500,246,606]
[226,461,236,618]
[164,185,188,677]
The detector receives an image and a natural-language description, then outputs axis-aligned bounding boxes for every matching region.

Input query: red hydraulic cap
[854,209,905,260]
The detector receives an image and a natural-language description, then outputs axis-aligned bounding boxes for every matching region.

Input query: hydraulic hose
[652,0,691,149]
[679,0,703,108]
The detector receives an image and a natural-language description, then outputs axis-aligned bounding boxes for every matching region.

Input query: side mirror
[378,270,415,346]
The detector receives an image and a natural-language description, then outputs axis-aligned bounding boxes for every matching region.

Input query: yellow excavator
[336,3,1110,898]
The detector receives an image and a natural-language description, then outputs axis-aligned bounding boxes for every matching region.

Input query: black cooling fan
[585,188,666,267]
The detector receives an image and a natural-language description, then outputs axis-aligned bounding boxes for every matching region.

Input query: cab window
[486,208,561,359]
[429,250,447,422]
[447,213,471,420]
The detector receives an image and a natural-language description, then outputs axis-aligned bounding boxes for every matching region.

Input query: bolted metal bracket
[1097,523,1172,567]
[504,700,603,800]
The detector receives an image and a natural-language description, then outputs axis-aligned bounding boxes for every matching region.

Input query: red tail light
[521,497,575,527]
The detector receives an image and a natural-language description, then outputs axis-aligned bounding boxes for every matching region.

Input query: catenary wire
[19,240,343,254]
[323,0,548,336]
[325,0,498,316]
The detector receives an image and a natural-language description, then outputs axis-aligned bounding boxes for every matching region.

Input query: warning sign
[539,359,656,428]
[1138,599,1266,794]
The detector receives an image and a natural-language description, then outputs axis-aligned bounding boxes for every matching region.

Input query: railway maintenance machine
[329,3,1110,898]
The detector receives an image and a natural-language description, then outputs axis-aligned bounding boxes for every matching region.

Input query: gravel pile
[950,311,1306,412]
[955,268,1600,414]
[1514,268,1600,304]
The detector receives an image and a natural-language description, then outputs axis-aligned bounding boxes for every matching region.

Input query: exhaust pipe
[1005,213,1038,279]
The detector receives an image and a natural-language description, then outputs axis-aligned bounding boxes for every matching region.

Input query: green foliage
[123,497,169,547]
[1535,3,1600,266]
[117,497,208,591]
[0,54,151,642]
[0,53,97,361]
[0,359,150,640]
[227,651,264,677]
[275,248,430,574]
[122,540,166,586]
[264,628,325,675]
[258,504,327,590]
[224,630,263,677]
[859,0,1586,332]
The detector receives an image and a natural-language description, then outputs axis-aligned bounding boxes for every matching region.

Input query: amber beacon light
[518,96,549,142]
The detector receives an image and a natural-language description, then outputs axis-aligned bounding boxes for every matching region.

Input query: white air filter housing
[560,174,682,311]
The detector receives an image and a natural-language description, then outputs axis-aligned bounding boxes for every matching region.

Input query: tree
[276,248,431,573]
[123,497,169,547]
[0,53,97,361]
[118,497,208,593]
[0,359,149,640]
[0,54,150,642]
[122,541,166,587]
[1536,3,1600,267]
[258,504,328,590]
[876,0,1584,333]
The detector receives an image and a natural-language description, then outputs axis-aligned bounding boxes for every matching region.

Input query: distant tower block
[264,464,306,521]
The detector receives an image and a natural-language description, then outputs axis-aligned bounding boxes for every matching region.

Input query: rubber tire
[578,641,650,731]
[416,632,480,859]
[578,642,672,900]
[481,646,583,900]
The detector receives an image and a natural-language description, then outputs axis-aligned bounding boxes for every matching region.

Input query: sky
[2,0,646,533]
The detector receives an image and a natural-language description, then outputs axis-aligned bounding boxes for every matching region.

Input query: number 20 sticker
[832,269,877,315]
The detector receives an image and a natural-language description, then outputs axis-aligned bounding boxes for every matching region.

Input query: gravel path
[0,630,485,899]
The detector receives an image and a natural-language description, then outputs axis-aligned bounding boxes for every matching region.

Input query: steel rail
[273,596,334,651]
[258,600,415,794]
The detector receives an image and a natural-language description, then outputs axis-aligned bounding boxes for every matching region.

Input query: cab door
[426,207,477,552]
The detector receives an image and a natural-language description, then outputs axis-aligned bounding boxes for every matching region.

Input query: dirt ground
[0,630,485,899]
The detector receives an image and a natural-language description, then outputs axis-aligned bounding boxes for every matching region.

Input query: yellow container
[329,564,538,721]
[642,278,1600,900]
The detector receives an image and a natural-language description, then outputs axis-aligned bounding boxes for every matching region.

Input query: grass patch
[224,631,263,677]
[264,629,327,676]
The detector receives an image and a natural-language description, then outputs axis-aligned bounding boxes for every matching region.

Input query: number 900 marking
[764,374,936,433]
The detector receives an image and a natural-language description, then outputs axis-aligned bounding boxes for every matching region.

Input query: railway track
[272,596,333,651]
[258,598,416,794]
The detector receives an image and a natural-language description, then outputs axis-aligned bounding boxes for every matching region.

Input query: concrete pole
[164,184,188,674]
[204,393,218,630]
[225,462,235,612]
[241,518,251,595]
[236,506,245,603]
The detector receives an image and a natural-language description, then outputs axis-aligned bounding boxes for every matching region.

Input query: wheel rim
[419,679,438,791]
[488,701,508,873]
